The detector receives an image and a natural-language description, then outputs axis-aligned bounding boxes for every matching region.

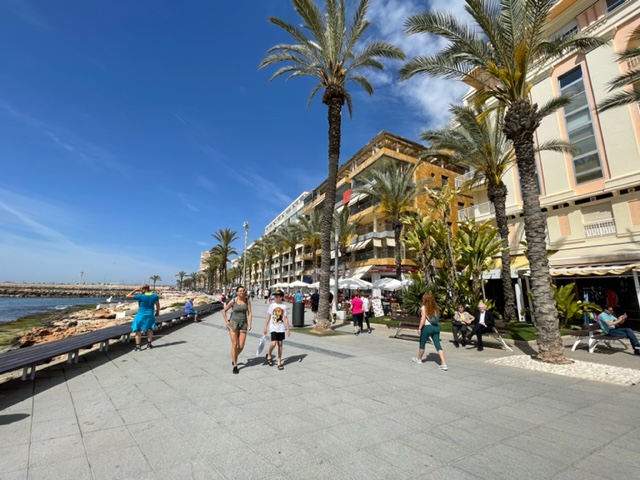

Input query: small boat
[106,296,113,303]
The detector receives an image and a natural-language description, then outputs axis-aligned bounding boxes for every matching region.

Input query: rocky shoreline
[1,291,209,350]
[0,282,140,298]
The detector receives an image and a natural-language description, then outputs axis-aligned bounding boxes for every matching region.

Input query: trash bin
[292,301,305,327]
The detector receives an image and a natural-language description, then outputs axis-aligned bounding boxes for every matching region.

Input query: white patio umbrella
[373,278,403,291]
[271,282,290,289]
[309,279,335,289]
[289,280,311,288]
[338,277,372,289]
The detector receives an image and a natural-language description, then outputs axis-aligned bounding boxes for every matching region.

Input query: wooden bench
[0,302,222,381]
[387,313,421,338]
[570,323,628,353]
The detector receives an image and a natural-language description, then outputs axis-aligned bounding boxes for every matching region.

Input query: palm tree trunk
[394,219,402,280]
[504,100,569,364]
[314,92,342,333]
[489,182,517,322]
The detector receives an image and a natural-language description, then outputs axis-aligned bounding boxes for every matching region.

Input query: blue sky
[0,0,468,285]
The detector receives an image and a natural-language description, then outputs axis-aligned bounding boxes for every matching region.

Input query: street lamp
[242,221,249,288]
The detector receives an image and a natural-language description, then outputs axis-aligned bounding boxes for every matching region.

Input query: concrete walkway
[1,301,640,480]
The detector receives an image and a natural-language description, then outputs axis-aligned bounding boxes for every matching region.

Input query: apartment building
[459,0,640,316]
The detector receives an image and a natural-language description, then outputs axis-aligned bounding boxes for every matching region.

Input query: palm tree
[421,104,518,320]
[187,272,199,290]
[456,220,503,305]
[211,228,238,289]
[175,271,186,291]
[599,29,640,112]
[149,275,161,289]
[334,207,359,278]
[352,162,430,280]
[275,223,303,283]
[400,0,604,363]
[298,210,322,281]
[260,0,405,331]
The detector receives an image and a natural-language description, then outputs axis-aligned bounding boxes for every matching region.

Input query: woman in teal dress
[126,284,160,351]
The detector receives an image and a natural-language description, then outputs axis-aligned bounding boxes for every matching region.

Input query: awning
[347,193,367,207]
[549,245,640,268]
[373,238,382,247]
[518,263,640,277]
[386,238,396,247]
[350,239,373,252]
[350,265,373,279]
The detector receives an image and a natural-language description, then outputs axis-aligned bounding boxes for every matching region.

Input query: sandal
[277,364,284,370]
[266,354,273,366]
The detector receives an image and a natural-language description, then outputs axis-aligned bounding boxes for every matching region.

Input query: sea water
[0,296,124,323]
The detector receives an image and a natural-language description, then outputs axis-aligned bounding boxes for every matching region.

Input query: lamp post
[334,222,339,309]
[242,221,249,288]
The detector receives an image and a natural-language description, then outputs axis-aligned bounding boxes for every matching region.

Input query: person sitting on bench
[452,304,474,348]
[598,306,640,355]
[468,302,494,352]
[185,298,199,322]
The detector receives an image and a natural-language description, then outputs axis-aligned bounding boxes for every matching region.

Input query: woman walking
[222,285,252,374]
[412,293,448,370]
[126,285,160,351]
[263,289,290,370]
[350,291,364,335]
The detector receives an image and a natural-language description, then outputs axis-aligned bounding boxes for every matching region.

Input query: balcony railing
[454,169,484,188]
[457,201,495,221]
[584,218,617,238]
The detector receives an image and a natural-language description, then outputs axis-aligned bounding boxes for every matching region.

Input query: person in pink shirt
[350,291,364,336]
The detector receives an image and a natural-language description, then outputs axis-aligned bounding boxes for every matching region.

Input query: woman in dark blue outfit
[127,285,160,351]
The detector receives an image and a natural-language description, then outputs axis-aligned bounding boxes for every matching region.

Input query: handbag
[429,315,439,326]
[256,334,267,356]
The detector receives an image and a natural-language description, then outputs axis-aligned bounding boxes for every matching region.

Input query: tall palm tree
[333,207,360,277]
[260,0,405,331]
[211,228,238,288]
[298,210,323,281]
[352,162,430,280]
[400,0,604,363]
[422,104,517,320]
[187,272,199,290]
[276,223,303,283]
[599,29,640,112]
[149,275,161,289]
[175,271,186,291]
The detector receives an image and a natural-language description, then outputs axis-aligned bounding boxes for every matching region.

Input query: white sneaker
[438,364,448,371]
[411,357,422,364]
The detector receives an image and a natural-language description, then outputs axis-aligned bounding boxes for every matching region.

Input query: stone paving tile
[88,447,157,480]
[77,409,125,433]
[153,457,226,480]
[29,434,86,469]
[329,450,412,480]
[28,456,92,480]
[2,470,27,480]
[0,443,29,473]
[418,464,485,479]
[550,466,610,480]
[0,416,31,448]
[30,414,80,442]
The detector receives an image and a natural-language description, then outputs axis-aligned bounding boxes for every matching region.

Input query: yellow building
[459,0,640,317]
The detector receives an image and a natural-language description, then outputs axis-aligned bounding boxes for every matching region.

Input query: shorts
[229,319,248,332]
[270,331,285,341]
[311,304,319,313]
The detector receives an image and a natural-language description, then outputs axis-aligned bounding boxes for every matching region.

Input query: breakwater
[0,283,138,298]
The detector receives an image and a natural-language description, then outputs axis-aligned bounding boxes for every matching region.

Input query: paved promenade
[1,301,640,479]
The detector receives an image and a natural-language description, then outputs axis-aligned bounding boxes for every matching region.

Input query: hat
[274,289,285,296]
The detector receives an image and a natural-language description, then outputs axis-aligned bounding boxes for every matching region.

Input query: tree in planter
[400,0,604,363]
[402,213,440,285]
[260,0,404,333]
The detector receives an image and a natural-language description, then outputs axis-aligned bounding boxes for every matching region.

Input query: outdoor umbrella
[338,277,372,289]
[372,278,403,291]
[289,280,311,288]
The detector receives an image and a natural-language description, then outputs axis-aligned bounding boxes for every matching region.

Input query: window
[551,20,578,41]
[558,67,603,184]
[441,175,449,187]
[606,0,626,13]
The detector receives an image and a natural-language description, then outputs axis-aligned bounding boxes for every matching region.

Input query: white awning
[350,265,373,279]
[386,238,396,247]
[549,245,640,268]
[347,192,367,206]
[518,263,640,277]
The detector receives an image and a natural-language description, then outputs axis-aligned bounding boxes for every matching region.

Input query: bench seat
[0,302,222,380]
[570,323,628,353]
[387,314,421,338]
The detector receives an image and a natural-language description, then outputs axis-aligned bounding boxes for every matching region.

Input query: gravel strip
[488,355,640,386]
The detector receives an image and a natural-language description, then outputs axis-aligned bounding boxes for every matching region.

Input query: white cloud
[364,0,472,128]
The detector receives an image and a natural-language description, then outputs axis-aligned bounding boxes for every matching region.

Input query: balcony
[584,218,617,238]
[458,201,495,221]
[454,169,484,189]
